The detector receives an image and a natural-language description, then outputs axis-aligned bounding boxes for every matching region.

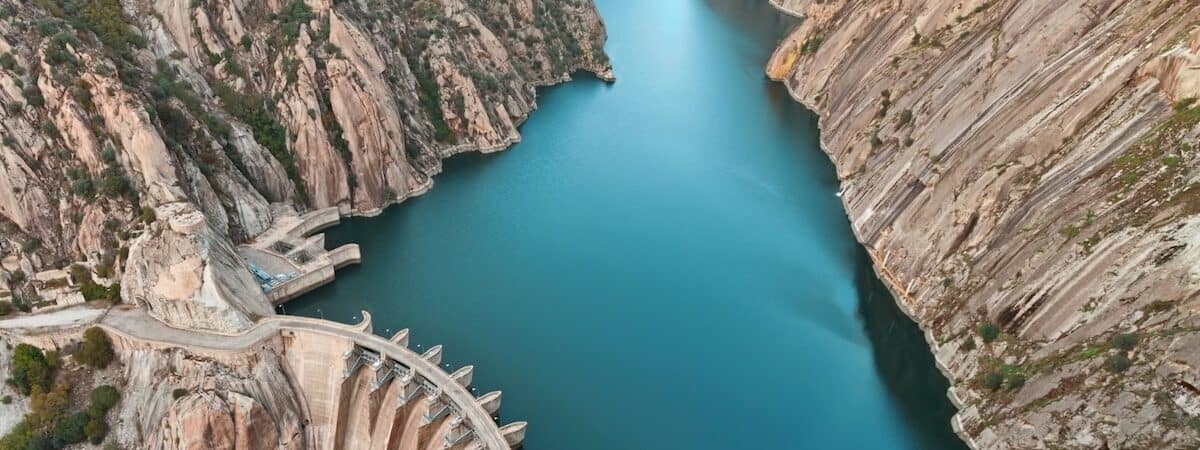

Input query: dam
[285,1,964,449]
[96,308,521,449]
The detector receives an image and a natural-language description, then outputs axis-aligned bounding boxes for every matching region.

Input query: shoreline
[760,2,976,448]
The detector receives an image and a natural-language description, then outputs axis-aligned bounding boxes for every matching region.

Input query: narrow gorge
[0,0,1196,449]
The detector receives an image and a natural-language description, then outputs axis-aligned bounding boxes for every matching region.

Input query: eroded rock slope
[0,1,609,448]
[769,0,1200,447]
[0,0,610,331]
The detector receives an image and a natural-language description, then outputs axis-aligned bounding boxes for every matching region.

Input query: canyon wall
[0,0,610,331]
[768,0,1200,448]
[0,0,610,448]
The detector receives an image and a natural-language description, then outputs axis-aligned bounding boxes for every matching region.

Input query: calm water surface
[287,1,963,448]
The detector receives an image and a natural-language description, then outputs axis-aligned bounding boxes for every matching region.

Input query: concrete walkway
[0,305,106,330]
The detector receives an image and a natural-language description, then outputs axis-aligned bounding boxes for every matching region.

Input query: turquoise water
[286,1,963,448]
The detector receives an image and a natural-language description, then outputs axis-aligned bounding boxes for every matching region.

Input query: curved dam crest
[286,1,964,449]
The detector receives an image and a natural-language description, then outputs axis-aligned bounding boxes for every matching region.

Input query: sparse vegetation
[1005,373,1025,390]
[74,327,115,369]
[1104,353,1132,373]
[407,55,453,143]
[275,0,315,45]
[1111,333,1138,351]
[977,322,1000,343]
[983,370,1004,390]
[80,281,121,303]
[8,344,52,396]
[801,33,825,55]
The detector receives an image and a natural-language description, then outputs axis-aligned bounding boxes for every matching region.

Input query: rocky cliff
[0,0,609,448]
[0,0,611,332]
[768,0,1200,447]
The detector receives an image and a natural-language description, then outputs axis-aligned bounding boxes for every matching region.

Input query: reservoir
[285,1,964,448]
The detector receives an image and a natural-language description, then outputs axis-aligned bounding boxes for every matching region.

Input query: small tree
[74,327,115,369]
[977,322,1001,343]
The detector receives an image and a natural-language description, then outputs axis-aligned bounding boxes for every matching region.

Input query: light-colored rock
[769,0,1200,447]
[123,203,273,333]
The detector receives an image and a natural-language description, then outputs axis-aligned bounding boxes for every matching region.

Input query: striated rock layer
[768,0,1200,448]
[0,0,610,448]
[0,0,610,331]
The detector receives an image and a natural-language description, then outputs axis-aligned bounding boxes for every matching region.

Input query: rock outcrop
[112,336,306,450]
[123,203,274,333]
[768,0,1200,447]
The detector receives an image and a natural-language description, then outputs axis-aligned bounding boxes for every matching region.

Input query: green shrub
[140,206,157,223]
[1105,353,1132,373]
[172,388,189,400]
[89,386,120,414]
[1006,374,1026,390]
[961,337,976,351]
[276,0,314,44]
[1111,333,1138,351]
[22,86,44,108]
[1175,97,1197,112]
[78,0,147,56]
[51,411,89,445]
[72,178,95,198]
[80,282,120,303]
[8,270,25,285]
[9,344,51,395]
[0,302,14,317]
[74,327,115,369]
[21,238,41,252]
[983,371,1004,391]
[69,264,92,285]
[977,322,1000,343]
[0,395,10,404]
[0,52,20,74]
[0,420,35,450]
[85,417,108,444]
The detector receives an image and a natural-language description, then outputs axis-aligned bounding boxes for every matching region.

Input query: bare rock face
[0,0,611,321]
[122,203,273,333]
[114,342,305,450]
[159,391,285,450]
[769,0,1200,447]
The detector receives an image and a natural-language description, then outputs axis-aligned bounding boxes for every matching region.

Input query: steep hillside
[0,0,610,331]
[769,0,1200,447]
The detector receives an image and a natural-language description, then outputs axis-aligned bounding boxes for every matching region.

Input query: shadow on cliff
[855,249,967,450]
